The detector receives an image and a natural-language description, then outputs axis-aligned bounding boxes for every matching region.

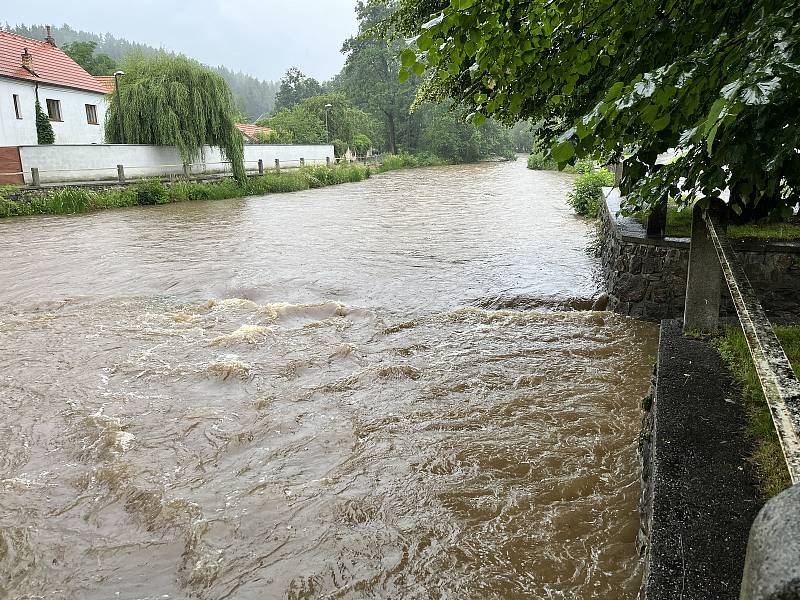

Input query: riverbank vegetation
[716,327,797,498]
[0,164,370,219]
[568,169,616,218]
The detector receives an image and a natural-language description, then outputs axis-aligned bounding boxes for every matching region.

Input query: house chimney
[45,25,56,47]
[21,48,33,71]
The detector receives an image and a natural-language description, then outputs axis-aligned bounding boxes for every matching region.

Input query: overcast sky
[7,0,360,82]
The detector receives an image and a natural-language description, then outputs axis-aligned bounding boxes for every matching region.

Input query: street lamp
[113,70,126,144]
[324,103,333,144]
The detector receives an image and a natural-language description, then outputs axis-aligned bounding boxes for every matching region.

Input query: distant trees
[273,68,324,113]
[62,41,117,75]
[259,93,380,157]
[105,54,245,182]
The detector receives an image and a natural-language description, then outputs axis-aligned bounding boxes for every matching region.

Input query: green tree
[62,41,117,75]
[260,93,381,155]
[35,99,55,144]
[395,0,800,219]
[336,1,420,154]
[104,53,245,183]
[273,68,324,113]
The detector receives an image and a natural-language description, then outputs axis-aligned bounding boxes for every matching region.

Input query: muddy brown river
[0,159,657,599]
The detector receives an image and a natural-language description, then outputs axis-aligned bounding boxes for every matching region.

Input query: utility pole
[113,70,126,144]
[324,103,333,143]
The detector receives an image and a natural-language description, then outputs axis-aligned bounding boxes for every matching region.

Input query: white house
[0,28,108,146]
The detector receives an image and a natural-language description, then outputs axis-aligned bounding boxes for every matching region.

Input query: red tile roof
[0,30,107,94]
[95,75,116,94]
[236,123,274,141]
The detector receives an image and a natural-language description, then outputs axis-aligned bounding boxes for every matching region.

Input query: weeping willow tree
[104,53,245,183]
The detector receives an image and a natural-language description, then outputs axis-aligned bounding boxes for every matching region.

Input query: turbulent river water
[0,159,657,599]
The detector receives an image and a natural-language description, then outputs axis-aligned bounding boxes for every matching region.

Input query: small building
[0,28,108,146]
[235,123,274,144]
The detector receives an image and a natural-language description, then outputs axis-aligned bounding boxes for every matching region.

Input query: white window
[13,94,22,119]
[46,98,62,122]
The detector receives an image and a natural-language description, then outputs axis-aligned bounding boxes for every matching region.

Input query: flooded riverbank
[0,159,657,599]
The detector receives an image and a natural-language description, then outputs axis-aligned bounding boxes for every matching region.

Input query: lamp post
[113,70,126,144]
[324,103,333,144]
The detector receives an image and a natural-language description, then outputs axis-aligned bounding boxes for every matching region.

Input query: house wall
[18,143,336,183]
[0,78,107,146]
[0,79,37,145]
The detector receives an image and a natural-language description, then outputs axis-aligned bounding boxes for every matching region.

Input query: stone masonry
[598,189,800,324]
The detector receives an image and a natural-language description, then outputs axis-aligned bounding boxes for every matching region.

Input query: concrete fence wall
[17,143,335,184]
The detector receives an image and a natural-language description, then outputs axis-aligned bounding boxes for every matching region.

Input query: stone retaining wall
[598,189,800,323]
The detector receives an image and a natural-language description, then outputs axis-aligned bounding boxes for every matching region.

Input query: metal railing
[684,202,800,599]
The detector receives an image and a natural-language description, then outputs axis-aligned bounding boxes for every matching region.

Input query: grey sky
[7,0,360,82]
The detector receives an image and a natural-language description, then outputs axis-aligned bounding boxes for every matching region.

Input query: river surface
[0,159,657,599]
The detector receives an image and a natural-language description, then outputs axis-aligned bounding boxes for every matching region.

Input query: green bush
[47,188,96,214]
[134,179,168,205]
[563,158,594,174]
[567,168,615,217]
[527,151,557,170]
[376,152,445,173]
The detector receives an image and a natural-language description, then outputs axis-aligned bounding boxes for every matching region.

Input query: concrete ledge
[741,483,800,599]
[641,320,763,599]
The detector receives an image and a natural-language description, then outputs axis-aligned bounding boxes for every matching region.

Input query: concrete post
[117,164,125,184]
[300,158,305,167]
[326,156,331,166]
[183,162,190,178]
[684,201,723,334]
[258,159,264,175]
[740,483,800,599]
[614,161,624,188]
[31,167,40,188]
[275,159,280,173]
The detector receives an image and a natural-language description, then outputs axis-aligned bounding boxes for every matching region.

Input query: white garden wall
[18,143,336,184]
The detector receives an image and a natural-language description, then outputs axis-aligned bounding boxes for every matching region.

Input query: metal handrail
[703,211,800,483]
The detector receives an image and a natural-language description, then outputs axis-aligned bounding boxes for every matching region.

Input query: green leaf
[552,141,575,163]
[470,112,487,126]
[652,114,670,132]
[400,49,416,68]
[411,62,425,76]
[398,69,410,83]
[417,34,433,52]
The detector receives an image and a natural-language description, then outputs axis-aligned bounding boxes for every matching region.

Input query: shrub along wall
[599,189,800,323]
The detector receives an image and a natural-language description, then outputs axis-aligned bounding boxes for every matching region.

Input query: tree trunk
[386,114,397,154]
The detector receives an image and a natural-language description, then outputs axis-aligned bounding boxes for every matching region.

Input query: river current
[0,159,657,599]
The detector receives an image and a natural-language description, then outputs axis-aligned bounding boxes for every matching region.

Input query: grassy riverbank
[0,164,370,218]
[637,206,800,240]
[716,326,797,498]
